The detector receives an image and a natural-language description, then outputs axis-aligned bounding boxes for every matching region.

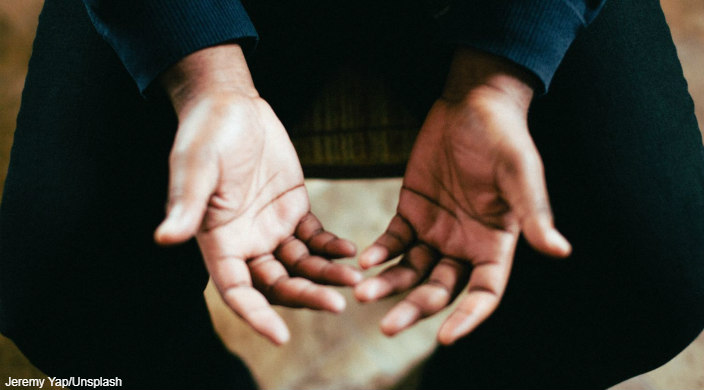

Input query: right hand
[154,44,361,345]
[354,48,571,345]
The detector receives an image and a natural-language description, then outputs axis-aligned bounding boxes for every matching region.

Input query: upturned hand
[355,48,571,345]
[154,45,360,345]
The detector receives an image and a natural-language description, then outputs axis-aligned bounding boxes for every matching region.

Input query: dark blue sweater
[82,0,605,94]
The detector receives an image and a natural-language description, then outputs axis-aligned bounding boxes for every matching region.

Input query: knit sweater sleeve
[445,0,606,92]
[82,0,258,94]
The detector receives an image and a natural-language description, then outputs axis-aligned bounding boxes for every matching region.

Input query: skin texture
[153,43,570,346]
[154,44,361,345]
[354,48,572,345]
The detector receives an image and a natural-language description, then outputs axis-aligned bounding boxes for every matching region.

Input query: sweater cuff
[447,0,602,93]
[83,0,258,95]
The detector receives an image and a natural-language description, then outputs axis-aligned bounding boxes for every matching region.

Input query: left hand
[154,44,360,345]
[354,48,572,345]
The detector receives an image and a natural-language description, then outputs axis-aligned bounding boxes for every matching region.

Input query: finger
[436,256,511,345]
[296,212,357,258]
[275,237,362,286]
[380,257,470,336]
[354,243,437,302]
[207,253,290,345]
[498,151,571,258]
[249,255,346,313]
[359,214,415,269]
[154,148,218,245]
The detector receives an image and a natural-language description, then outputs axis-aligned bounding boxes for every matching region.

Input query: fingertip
[437,329,457,346]
[524,217,572,258]
[337,302,347,314]
[346,269,364,286]
[338,240,358,257]
[154,224,169,245]
[154,224,196,246]
[547,229,572,258]
[271,329,290,346]
[154,220,188,246]
[323,238,358,258]
[154,204,201,246]
[437,313,476,346]
[321,264,363,287]
[353,287,370,303]
[330,293,347,313]
[437,323,463,346]
[329,266,364,287]
[354,278,382,302]
[267,318,291,346]
[380,318,400,337]
[359,245,387,269]
[380,304,418,337]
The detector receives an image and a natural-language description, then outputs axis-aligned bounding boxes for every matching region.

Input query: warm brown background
[1,1,703,389]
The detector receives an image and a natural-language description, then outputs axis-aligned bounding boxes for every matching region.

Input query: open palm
[156,95,360,345]
[355,90,571,345]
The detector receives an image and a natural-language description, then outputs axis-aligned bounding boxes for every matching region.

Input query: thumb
[499,148,572,258]
[154,150,218,245]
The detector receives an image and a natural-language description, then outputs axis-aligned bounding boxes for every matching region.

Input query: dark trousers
[1,0,703,389]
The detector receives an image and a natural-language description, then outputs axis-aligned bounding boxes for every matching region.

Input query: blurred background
[1,1,702,389]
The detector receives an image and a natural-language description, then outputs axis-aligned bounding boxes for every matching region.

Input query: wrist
[159,43,259,115]
[441,47,536,111]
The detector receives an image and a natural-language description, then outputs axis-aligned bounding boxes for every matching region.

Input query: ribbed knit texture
[447,0,606,92]
[83,0,258,94]
[81,0,607,95]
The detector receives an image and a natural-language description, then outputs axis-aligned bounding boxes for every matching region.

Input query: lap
[0,1,255,388]
[2,0,702,388]
[421,0,704,387]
